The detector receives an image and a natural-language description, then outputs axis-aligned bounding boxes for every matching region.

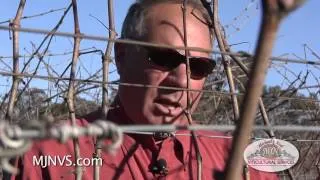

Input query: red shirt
[11,107,278,180]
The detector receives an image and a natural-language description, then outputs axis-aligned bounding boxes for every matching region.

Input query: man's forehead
[145,3,212,56]
[147,3,207,27]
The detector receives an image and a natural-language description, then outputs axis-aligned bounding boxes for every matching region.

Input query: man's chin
[159,115,189,125]
[138,116,178,125]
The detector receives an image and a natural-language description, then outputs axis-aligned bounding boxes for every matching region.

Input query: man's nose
[163,63,188,88]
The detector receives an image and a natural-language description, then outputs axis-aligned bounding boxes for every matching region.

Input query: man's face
[116,3,212,125]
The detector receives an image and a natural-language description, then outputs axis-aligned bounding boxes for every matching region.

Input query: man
[12,0,277,179]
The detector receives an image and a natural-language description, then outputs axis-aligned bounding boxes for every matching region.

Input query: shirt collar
[106,97,194,158]
[107,102,191,152]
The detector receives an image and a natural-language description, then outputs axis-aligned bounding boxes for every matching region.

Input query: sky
[0,0,319,98]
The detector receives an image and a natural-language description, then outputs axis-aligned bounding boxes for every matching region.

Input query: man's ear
[114,41,126,75]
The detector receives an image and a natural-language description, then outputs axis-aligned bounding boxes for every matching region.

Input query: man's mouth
[154,98,183,117]
[154,98,180,108]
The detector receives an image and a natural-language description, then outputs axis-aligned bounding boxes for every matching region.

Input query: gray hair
[121,0,213,42]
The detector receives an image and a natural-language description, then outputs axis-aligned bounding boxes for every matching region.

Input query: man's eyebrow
[191,8,213,28]
[159,20,184,42]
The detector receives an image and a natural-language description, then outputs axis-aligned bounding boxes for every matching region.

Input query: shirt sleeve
[249,167,279,180]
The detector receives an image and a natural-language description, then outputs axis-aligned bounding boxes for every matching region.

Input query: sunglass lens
[149,48,181,70]
[147,47,215,79]
[189,58,214,78]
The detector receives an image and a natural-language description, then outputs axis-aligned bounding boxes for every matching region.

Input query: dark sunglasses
[144,46,216,79]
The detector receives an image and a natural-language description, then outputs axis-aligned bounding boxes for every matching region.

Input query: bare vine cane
[5,0,26,123]
[94,0,117,179]
[15,4,73,106]
[67,0,82,179]
[3,0,26,176]
[182,1,203,179]
[223,1,306,180]
[200,0,240,122]
[220,27,275,138]
[212,0,240,121]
